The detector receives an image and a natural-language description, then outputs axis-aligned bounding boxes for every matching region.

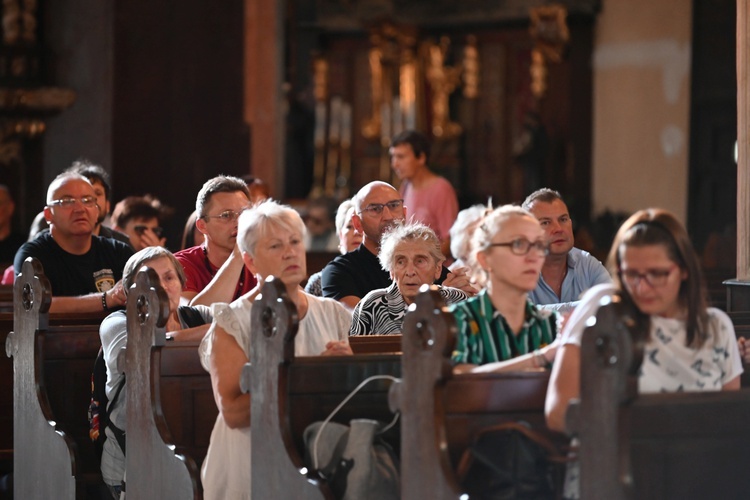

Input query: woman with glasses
[450,205,559,374]
[546,208,742,432]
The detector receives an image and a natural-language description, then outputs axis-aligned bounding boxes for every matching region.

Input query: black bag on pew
[303,374,400,500]
[456,421,566,500]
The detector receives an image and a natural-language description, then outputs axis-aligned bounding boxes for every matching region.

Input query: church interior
[0,0,738,268]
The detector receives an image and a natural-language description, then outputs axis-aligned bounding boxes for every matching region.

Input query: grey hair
[521,187,563,211]
[237,199,306,257]
[122,246,186,295]
[335,198,356,235]
[449,204,489,262]
[473,205,536,254]
[46,173,92,204]
[378,221,444,273]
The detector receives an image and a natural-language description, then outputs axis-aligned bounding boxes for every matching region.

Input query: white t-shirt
[561,284,743,393]
[199,292,352,500]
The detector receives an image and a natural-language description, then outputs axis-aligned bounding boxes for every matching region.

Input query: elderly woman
[450,205,559,374]
[199,200,353,500]
[99,246,212,498]
[304,198,362,296]
[350,222,468,336]
[449,203,490,286]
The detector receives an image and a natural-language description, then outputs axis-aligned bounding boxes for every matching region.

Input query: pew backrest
[122,266,200,499]
[8,257,76,498]
[568,295,750,499]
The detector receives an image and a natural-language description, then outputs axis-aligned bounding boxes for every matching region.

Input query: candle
[314,102,327,147]
[329,96,342,143]
[380,101,391,145]
[392,96,402,136]
[341,103,352,148]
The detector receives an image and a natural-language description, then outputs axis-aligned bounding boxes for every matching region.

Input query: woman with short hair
[350,222,468,335]
[304,198,363,296]
[199,200,353,500]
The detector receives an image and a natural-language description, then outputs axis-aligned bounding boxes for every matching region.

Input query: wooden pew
[348,334,402,354]
[121,266,200,499]
[8,258,215,497]
[245,281,565,499]
[8,257,77,498]
[243,277,401,499]
[390,287,565,499]
[567,297,750,499]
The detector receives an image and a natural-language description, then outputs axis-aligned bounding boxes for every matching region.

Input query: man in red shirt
[175,175,256,306]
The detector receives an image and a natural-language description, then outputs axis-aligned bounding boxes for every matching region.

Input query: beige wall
[592,0,692,222]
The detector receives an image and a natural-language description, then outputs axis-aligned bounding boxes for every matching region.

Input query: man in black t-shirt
[321,181,475,308]
[14,173,133,313]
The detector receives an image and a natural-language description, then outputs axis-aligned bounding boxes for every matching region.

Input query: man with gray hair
[13,173,133,313]
[175,175,256,306]
[522,188,610,312]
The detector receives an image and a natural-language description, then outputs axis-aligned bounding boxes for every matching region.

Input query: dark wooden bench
[243,277,402,499]
[568,297,750,499]
[121,266,201,499]
[244,281,565,498]
[6,258,112,498]
[391,287,565,498]
[348,334,402,354]
[8,258,216,498]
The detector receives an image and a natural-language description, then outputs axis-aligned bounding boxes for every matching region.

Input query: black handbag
[456,421,567,500]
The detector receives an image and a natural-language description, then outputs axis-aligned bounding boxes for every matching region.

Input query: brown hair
[606,208,708,348]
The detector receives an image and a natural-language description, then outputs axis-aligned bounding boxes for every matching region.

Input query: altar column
[245,0,285,196]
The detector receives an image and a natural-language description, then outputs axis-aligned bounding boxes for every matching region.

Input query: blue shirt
[528,247,611,312]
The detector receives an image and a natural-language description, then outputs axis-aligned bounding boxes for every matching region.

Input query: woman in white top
[546,208,742,433]
[199,200,353,500]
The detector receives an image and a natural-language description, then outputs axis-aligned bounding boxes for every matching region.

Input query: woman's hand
[442,266,479,296]
[320,340,353,356]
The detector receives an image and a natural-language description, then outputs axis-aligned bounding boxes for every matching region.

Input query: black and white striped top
[350,281,469,336]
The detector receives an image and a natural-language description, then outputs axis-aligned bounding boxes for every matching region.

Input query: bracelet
[101,292,110,312]
[533,349,550,369]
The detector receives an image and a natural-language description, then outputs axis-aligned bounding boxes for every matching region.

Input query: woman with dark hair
[546,208,742,433]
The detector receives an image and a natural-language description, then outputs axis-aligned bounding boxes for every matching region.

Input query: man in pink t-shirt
[390,130,459,259]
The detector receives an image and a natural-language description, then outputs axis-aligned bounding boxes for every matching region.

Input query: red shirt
[174,245,256,301]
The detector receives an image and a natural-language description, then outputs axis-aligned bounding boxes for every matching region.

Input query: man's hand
[105,280,127,309]
[442,266,478,296]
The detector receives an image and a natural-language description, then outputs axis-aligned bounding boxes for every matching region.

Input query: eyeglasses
[134,225,164,237]
[488,238,549,256]
[359,199,404,217]
[47,196,98,209]
[620,266,676,288]
[202,209,245,223]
